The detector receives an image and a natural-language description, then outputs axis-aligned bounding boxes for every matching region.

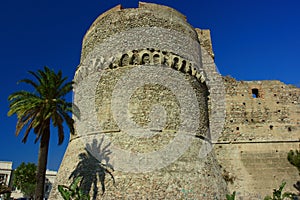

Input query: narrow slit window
[252,88,260,98]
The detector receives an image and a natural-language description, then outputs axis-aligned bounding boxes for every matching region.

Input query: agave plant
[58,176,90,200]
[226,191,236,200]
[264,182,294,200]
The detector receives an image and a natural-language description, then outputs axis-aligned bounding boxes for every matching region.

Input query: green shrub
[58,176,90,200]
[287,150,300,174]
[264,182,294,200]
[226,191,236,200]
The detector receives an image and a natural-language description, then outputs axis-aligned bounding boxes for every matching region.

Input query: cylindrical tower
[50,2,227,199]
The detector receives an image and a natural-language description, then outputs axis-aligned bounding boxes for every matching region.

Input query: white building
[0,161,13,186]
[0,161,57,200]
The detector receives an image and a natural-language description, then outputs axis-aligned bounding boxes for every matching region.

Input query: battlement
[215,77,300,197]
[195,28,214,59]
[81,2,198,62]
[221,76,299,143]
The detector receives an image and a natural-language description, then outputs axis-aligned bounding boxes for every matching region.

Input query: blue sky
[0,0,299,171]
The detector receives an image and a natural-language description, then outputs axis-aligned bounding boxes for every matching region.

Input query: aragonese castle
[49,2,300,199]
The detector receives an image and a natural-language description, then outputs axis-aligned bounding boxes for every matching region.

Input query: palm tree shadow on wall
[69,137,115,199]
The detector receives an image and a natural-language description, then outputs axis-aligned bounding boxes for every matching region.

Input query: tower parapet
[80,2,198,62]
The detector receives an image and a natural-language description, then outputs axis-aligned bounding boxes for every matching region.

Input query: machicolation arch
[108,49,207,84]
[74,48,207,85]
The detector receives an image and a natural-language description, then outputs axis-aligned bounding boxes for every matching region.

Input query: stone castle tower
[50,2,300,200]
[49,2,228,199]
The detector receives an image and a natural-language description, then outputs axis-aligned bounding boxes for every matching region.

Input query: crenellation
[195,28,214,59]
[80,2,199,62]
[220,77,300,142]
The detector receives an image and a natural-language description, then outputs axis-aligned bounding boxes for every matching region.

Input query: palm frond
[18,78,38,90]
[22,119,35,143]
[59,109,74,135]
[8,66,75,144]
[57,123,64,145]
[15,111,37,136]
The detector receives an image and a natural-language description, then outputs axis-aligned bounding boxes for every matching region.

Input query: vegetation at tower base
[7,66,75,200]
[226,191,236,200]
[225,182,298,200]
[263,182,295,200]
[229,148,300,200]
[13,162,37,199]
[58,176,90,200]
[287,149,300,197]
[288,149,300,174]
[294,182,300,196]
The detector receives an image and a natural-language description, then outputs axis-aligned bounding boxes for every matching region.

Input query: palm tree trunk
[35,128,50,200]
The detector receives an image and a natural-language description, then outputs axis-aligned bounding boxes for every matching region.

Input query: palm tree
[7,66,75,200]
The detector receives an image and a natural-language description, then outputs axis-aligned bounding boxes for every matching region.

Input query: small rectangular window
[252,88,259,98]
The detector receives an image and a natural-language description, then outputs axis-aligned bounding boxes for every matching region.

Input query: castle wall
[215,77,300,198]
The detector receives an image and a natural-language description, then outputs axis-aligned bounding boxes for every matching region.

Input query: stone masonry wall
[215,77,300,199]
[50,3,228,200]
[80,2,198,62]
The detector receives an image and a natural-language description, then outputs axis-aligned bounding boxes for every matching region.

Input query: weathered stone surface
[195,29,214,59]
[50,2,228,200]
[50,2,300,200]
[215,77,300,199]
[81,2,198,62]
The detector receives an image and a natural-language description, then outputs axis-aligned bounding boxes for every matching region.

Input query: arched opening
[153,54,160,64]
[172,57,179,69]
[179,59,186,72]
[131,53,139,65]
[142,53,150,64]
[121,54,129,66]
